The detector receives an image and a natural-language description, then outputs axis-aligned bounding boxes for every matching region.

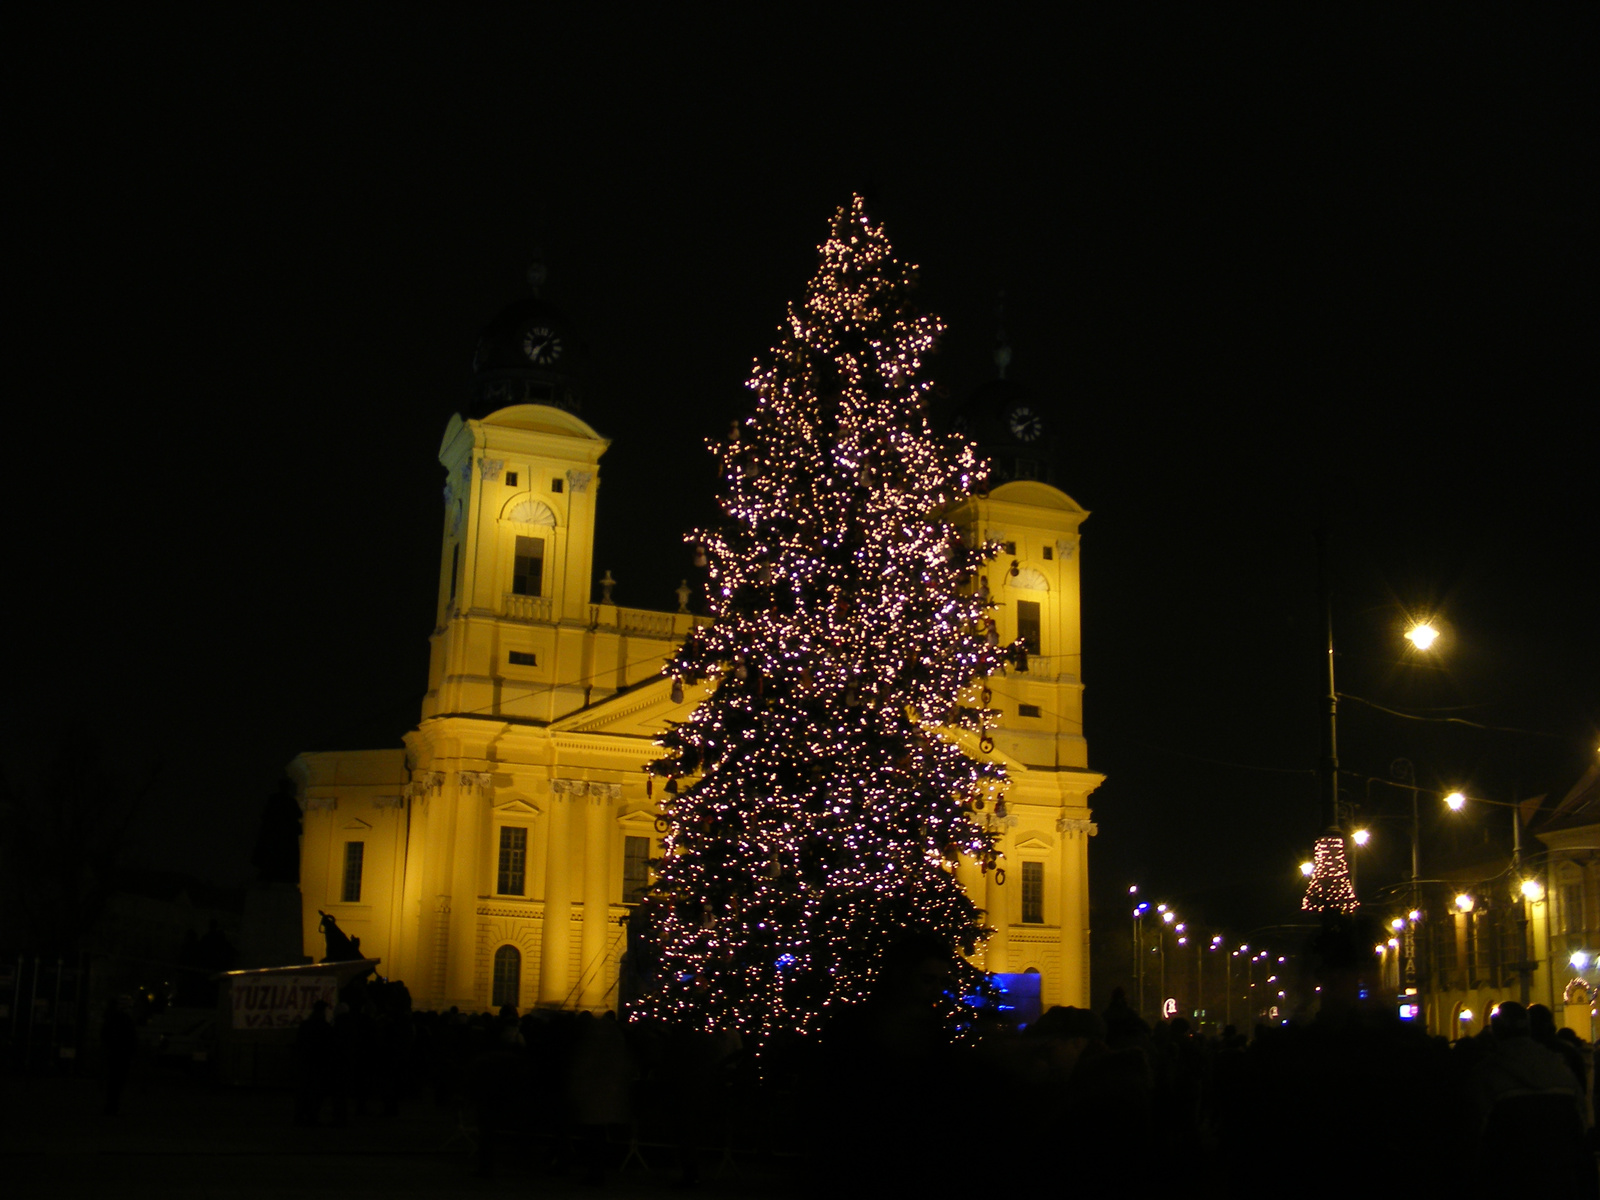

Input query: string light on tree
[1300,833,1359,914]
[635,196,1017,1052]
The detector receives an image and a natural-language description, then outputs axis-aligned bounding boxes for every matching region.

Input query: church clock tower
[943,343,1103,1009]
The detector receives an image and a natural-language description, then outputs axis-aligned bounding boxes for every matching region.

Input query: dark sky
[9,12,1595,947]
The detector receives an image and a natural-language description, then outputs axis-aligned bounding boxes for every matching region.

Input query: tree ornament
[671,677,685,705]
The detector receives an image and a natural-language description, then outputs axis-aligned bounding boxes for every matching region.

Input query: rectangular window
[513,535,544,597]
[1562,883,1583,934]
[498,827,527,895]
[551,477,564,493]
[1434,918,1458,972]
[1021,861,1044,923]
[1472,912,1493,980]
[508,651,537,666]
[1018,704,1041,718]
[623,835,650,904]
[341,842,364,903]
[1016,600,1042,654]
[1002,541,1017,555]
[1042,545,1053,560]
[505,471,518,487]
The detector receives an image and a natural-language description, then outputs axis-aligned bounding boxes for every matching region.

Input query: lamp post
[1159,908,1176,1011]
[1131,888,1147,1019]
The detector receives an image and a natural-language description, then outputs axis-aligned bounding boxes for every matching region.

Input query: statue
[317,910,363,963]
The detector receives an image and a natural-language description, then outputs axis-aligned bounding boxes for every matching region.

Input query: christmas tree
[638,196,1014,1050]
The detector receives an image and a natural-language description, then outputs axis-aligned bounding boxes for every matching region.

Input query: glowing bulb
[1351,828,1370,846]
[1455,893,1474,912]
[1405,623,1439,651]
[1162,911,1175,924]
[1299,861,1314,877]
[1459,1009,1473,1023]
[1391,918,1405,931]
[1571,951,1591,970]
[1520,879,1544,901]
[1444,792,1466,811]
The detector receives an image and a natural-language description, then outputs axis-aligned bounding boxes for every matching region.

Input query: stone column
[579,786,614,1010]
[540,784,573,1005]
[1058,815,1095,1008]
[986,863,1010,974]
[446,771,490,1008]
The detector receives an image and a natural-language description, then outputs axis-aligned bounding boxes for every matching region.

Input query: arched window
[492,945,521,1009]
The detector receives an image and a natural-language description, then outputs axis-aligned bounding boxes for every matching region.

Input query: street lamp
[1404,623,1440,651]
[1444,791,1467,812]
[1131,899,1150,1017]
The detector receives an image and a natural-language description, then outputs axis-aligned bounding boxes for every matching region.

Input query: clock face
[1008,405,1044,442]
[522,325,563,366]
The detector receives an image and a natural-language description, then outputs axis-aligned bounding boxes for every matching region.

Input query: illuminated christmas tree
[638,196,1012,1050]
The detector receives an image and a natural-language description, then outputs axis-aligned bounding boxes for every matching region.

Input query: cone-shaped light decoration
[1301,832,1359,913]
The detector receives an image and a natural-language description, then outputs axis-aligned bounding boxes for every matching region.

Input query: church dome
[471,263,585,418]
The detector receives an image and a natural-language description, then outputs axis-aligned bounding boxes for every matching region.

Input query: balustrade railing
[502,593,553,623]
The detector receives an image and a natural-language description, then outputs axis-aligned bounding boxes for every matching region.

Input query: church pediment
[1014,834,1054,852]
[552,674,712,737]
[341,817,373,831]
[492,797,544,818]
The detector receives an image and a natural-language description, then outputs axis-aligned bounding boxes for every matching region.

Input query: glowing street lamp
[1571,951,1591,971]
[1404,623,1440,651]
[1300,861,1315,877]
[1455,893,1475,913]
[1352,828,1371,846]
[1444,791,1467,812]
[1520,879,1544,902]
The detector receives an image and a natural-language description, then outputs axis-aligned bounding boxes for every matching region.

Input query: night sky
[10,13,1595,962]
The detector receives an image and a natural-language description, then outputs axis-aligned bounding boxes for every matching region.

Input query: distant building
[292,278,1103,1013]
[1374,760,1599,1039]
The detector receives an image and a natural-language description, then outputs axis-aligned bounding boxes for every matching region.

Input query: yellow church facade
[294,400,1103,1015]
